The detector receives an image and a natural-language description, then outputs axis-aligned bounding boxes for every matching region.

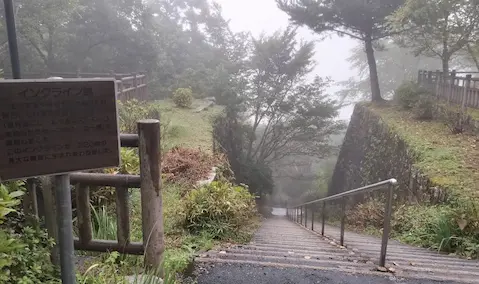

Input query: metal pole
[3,0,21,78]
[311,208,314,231]
[340,199,346,246]
[300,206,303,224]
[55,174,76,284]
[321,201,326,236]
[304,205,308,228]
[379,184,394,267]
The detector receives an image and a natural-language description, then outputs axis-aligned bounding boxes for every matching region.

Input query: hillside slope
[330,102,479,258]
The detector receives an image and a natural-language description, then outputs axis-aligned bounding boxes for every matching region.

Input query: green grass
[152,99,223,152]
[362,102,479,257]
[368,103,479,199]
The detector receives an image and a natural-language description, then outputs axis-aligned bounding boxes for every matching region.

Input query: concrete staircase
[195,217,479,283]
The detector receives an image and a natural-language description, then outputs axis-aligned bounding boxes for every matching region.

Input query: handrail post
[379,183,395,267]
[306,205,308,227]
[311,206,314,231]
[321,201,325,236]
[340,198,346,246]
[300,206,303,225]
[138,119,164,270]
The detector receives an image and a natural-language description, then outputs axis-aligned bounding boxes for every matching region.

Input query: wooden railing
[418,70,479,108]
[3,71,148,101]
[23,121,164,268]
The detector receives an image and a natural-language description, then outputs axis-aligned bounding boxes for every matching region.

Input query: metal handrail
[286,178,397,267]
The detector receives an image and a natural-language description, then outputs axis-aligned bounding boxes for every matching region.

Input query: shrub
[393,204,479,257]
[413,94,434,120]
[0,183,58,283]
[172,88,193,108]
[184,181,257,239]
[394,81,430,110]
[346,198,385,229]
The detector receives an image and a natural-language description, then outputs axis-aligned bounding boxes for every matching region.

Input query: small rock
[352,248,359,252]
[219,251,226,254]
[304,256,311,259]
[388,267,396,273]
[339,246,346,249]
[409,262,415,266]
[376,266,388,272]
[329,241,336,246]
[348,251,355,255]
[288,251,295,254]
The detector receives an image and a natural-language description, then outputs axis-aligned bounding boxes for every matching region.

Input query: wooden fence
[24,120,164,268]
[418,70,479,108]
[3,71,148,101]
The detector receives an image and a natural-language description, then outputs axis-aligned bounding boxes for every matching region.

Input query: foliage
[346,199,385,230]
[393,204,479,257]
[0,227,59,284]
[369,104,479,257]
[78,252,175,284]
[162,147,222,188]
[0,183,24,223]
[184,181,257,239]
[0,0,248,102]
[172,88,193,108]
[277,0,405,101]
[212,111,275,196]
[414,94,435,121]
[91,205,117,241]
[393,81,428,109]
[0,182,58,283]
[389,0,479,73]
[338,42,442,102]
[213,28,344,195]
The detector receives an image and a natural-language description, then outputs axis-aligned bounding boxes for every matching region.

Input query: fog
[216,0,356,121]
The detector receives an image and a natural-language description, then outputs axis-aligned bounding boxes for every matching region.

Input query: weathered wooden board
[0,79,120,181]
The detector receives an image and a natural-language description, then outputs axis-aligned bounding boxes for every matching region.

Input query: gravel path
[195,263,454,284]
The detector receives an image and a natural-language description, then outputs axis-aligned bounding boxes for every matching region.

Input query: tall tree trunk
[442,57,449,75]
[364,36,383,102]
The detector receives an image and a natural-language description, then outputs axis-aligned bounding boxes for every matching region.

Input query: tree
[213,27,345,196]
[244,27,345,165]
[338,41,442,102]
[389,0,479,74]
[277,0,404,102]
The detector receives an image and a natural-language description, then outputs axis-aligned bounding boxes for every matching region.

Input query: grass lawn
[152,99,223,152]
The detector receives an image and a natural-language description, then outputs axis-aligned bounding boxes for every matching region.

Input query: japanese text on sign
[0,79,120,181]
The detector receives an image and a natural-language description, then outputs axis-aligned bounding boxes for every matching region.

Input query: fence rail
[418,70,479,108]
[3,70,148,101]
[23,121,164,268]
[287,178,397,267]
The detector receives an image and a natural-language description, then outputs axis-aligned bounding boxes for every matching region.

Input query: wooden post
[116,186,130,247]
[133,72,138,100]
[463,75,472,110]
[138,119,164,270]
[417,70,422,85]
[427,71,433,90]
[76,184,92,245]
[448,70,456,104]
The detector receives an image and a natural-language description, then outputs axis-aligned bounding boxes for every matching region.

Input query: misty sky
[216,0,357,120]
